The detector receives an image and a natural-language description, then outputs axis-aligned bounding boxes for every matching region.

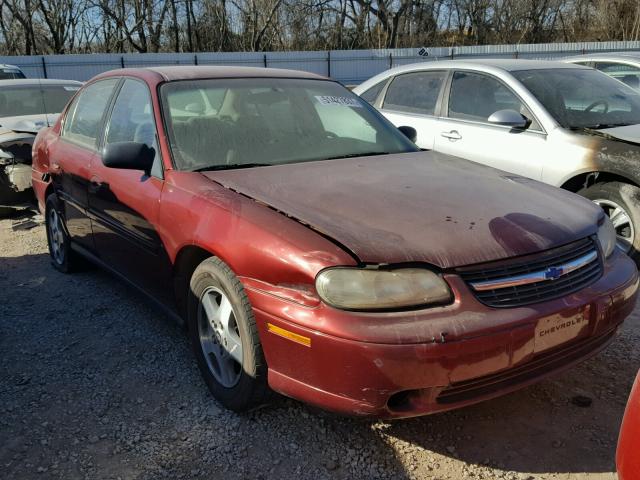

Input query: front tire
[187,257,270,412]
[578,181,640,261]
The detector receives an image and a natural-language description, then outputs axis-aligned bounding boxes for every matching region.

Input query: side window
[62,79,119,149]
[595,62,640,90]
[105,79,162,177]
[382,71,446,115]
[448,71,540,129]
[360,80,386,104]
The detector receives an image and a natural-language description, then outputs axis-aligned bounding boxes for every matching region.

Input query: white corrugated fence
[1,40,640,85]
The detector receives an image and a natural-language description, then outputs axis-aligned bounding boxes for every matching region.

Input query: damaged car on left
[0,79,81,204]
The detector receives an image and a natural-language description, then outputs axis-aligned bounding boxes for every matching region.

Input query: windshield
[512,68,640,129]
[0,84,79,118]
[160,78,417,171]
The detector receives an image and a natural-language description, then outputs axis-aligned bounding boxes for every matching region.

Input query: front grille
[437,328,615,405]
[457,237,603,308]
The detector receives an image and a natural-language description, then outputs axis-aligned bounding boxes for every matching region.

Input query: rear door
[434,70,548,180]
[87,78,173,306]
[51,78,119,251]
[377,70,447,149]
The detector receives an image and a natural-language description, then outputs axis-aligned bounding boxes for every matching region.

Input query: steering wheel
[585,100,609,114]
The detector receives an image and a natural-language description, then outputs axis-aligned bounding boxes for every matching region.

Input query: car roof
[0,64,21,69]
[389,58,590,73]
[565,52,640,62]
[0,79,82,86]
[97,66,328,82]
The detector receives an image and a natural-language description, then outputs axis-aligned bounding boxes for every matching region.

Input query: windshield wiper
[570,125,640,147]
[323,151,390,160]
[192,163,271,172]
[571,123,634,130]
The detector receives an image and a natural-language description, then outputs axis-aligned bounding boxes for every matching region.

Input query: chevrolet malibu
[32,66,638,418]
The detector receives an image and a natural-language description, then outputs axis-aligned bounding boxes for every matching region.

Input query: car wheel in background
[579,182,640,261]
[45,194,82,273]
[188,256,270,412]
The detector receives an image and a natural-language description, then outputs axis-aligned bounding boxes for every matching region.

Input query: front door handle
[441,130,462,141]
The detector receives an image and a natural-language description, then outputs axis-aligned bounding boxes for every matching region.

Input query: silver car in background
[0,79,81,203]
[564,52,640,90]
[354,59,640,263]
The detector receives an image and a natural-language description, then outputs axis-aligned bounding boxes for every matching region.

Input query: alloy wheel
[48,208,65,265]
[593,198,635,253]
[197,286,243,388]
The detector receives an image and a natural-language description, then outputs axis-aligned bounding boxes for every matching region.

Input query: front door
[87,78,173,307]
[51,78,119,251]
[434,70,548,181]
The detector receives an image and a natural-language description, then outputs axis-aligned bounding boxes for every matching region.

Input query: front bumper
[247,250,638,419]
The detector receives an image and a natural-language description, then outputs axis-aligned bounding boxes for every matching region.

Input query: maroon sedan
[32,66,638,418]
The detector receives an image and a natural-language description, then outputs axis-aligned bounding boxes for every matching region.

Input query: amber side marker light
[267,323,311,347]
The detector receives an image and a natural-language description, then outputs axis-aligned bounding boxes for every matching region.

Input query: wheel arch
[560,170,640,193]
[44,182,55,202]
[172,243,217,327]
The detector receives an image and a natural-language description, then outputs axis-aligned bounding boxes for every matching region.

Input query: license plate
[534,307,590,353]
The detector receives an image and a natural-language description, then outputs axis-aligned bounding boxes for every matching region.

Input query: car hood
[203,152,601,269]
[0,114,58,133]
[594,124,640,144]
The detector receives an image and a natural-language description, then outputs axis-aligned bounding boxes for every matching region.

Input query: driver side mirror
[102,142,155,175]
[487,109,529,129]
[398,125,417,142]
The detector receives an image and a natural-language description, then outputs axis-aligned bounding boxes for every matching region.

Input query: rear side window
[448,71,540,129]
[360,81,386,104]
[63,79,119,149]
[383,71,446,115]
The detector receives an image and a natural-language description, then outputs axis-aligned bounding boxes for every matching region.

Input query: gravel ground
[1,213,639,480]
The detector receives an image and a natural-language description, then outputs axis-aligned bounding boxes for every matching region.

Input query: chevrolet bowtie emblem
[544,266,564,280]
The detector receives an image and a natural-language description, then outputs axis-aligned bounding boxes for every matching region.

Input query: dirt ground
[1,213,638,480]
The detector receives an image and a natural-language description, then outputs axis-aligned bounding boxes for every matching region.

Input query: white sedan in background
[354,59,640,262]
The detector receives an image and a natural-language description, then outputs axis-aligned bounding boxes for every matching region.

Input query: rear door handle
[441,130,462,141]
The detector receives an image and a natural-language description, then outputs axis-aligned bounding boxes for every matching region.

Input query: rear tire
[45,194,82,273]
[578,181,640,262]
[187,256,270,412]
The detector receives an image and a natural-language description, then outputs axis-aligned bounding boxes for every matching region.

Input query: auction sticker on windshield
[534,307,590,353]
[315,95,362,107]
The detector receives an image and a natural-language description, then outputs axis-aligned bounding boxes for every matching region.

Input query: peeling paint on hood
[203,152,602,269]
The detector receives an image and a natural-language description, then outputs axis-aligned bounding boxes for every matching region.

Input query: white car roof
[389,58,588,73]
[0,79,82,87]
[564,52,640,63]
[0,64,22,70]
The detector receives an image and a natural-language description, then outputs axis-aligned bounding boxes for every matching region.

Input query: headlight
[597,215,616,259]
[315,267,452,310]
